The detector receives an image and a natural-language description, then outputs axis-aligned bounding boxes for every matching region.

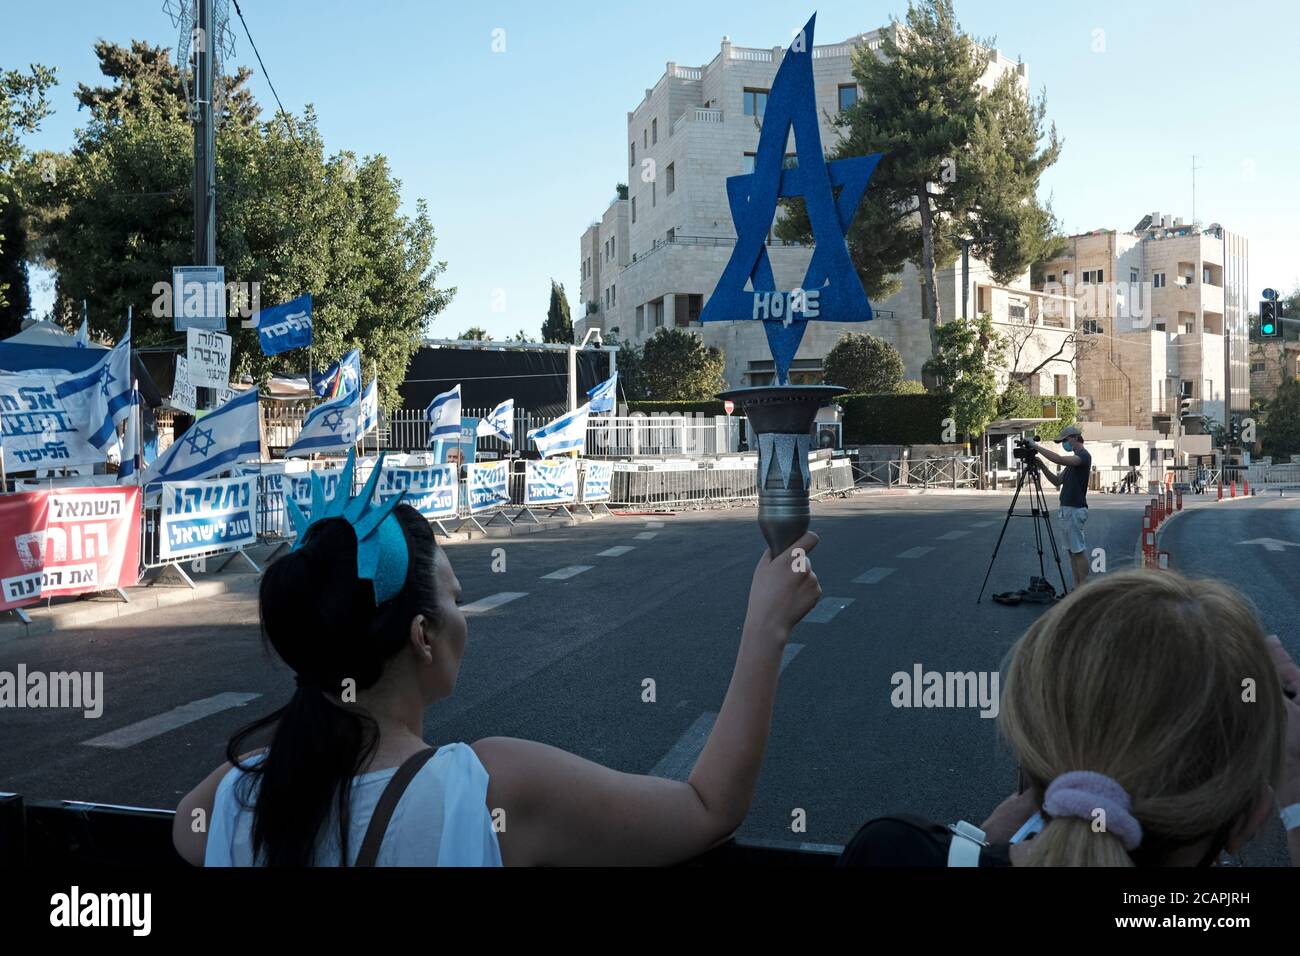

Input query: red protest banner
[0,491,51,612]
[0,486,141,610]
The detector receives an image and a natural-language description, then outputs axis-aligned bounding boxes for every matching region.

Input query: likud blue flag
[476,398,514,442]
[139,387,262,488]
[285,386,362,458]
[587,371,618,414]
[426,384,461,444]
[56,321,133,449]
[528,403,590,457]
[255,294,313,356]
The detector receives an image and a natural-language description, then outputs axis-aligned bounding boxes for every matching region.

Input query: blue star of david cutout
[323,408,345,432]
[699,13,882,385]
[183,425,216,458]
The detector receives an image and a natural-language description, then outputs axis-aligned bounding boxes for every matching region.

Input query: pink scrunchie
[1043,770,1143,851]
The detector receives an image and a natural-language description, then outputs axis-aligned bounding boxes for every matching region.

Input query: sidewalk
[0,510,612,642]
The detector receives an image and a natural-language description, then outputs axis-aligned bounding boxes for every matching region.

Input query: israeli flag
[255,293,313,356]
[476,398,514,442]
[426,384,461,443]
[528,402,590,457]
[74,317,89,348]
[587,371,618,414]
[118,388,140,484]
[357,378,379,439]
[139,387,262,488]
[56,322,133,449]
[285,386,362,458]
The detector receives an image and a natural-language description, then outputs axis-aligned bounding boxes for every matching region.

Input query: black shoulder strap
[354,747,437,867]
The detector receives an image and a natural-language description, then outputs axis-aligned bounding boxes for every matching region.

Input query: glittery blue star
[183,425,216,458]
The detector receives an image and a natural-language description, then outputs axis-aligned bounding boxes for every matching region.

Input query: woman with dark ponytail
[174,452,822,866]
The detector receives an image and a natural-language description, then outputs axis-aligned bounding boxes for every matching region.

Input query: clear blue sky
[4,0,1297,334]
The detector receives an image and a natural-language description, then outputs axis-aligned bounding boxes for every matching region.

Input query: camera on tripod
[1011,434,1040,463]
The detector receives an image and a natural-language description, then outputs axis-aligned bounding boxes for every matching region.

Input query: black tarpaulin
[398,345,613,414]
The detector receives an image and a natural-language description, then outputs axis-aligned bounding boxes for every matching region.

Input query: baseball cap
[1055,425,1083,442]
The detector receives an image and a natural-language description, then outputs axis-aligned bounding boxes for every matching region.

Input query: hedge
[840,393,954,445]
[999,393,1078,441]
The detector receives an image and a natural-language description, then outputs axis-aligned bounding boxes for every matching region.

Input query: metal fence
[850,456,980,489]
[607,455,854,510]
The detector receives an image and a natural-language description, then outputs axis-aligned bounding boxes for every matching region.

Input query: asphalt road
[3,488,1293,862]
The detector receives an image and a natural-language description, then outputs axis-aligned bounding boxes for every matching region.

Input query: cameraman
[1025,425,1091,588]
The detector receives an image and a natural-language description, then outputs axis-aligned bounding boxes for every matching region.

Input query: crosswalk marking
[897,546,934,559]
[82,692,261,750]
[635,532,659,540]
[650,712,717,780]
[646,521,665,528]
[969,520,996,528]
[936,530,969,540]
[803,596,855,624]
[852,567,896,584]
[596,546,635,557]
[780,643,805,672]
[541,565,593,581]
[461,591,528,614]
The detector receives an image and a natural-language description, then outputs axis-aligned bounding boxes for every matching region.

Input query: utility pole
[193,0,217,268]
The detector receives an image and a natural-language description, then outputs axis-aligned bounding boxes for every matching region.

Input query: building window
[611,236,616,259]
[651,118,658,144]
[643,128,647,148]
[652,181,656,207]
[1251,360,1266,373]
[782,154,798,169]
[1155,321,1166,331]
[1180,380,1194,398]
[631,196,636,223]
[1082,269,1103,284]
[1008,303,1027,321]
[1054,374,1068,397]
[743,152,756,174]
[838,84,858,111]
[611,285,616,306]
[743,88,769,118]
[666,162,675,195]
[1153,272,1166,289]
[1130,268,1139,283]
[1081,319,1102,334]
[1046,273,1056,283]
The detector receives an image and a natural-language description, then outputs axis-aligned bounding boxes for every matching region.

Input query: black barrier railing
[0,792,840,867]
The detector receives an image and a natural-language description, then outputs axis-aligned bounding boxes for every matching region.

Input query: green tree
[542,279,572,343]
[27,41,451,407]
[0,62,56,327]
[509,328,534,343]
[923,314,1005,441]
[459,326,491,340]
[777,0,1060,366]
[823,332,905,393]
[604,332,644,401]
[640,327,725,401]
[1261,378,1300,460]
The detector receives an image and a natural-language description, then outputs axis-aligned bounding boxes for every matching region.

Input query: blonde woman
[840,569,1300,866]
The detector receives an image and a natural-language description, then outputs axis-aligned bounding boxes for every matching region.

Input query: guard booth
[980,418,1059,490]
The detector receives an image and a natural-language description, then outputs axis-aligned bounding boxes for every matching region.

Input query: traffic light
[1260,295,1280,337]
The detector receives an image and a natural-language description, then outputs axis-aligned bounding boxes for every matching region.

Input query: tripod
[976,455,1070,604]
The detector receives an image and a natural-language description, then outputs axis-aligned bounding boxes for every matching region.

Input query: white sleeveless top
[205,742,503,866]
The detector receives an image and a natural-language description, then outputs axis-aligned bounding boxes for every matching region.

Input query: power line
[230,0,294,137]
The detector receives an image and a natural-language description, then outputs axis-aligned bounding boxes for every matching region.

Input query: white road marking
[82,692,261,750]
[780,643,805,672]
[541,565,593,581]
[596,546,635,557]
[461,591,528,614]
[650,712,717,780]
[803,597,855,624]
[969,520,996,527]
[936,530,969,540]
[897,546,934,559]
[852,567,896,584]
[646,521,665,528]
[635,532,659,540]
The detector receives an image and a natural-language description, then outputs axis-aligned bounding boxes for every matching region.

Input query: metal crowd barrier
[0,791,840,867]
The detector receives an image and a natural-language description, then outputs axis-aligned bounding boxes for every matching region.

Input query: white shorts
[1058,506,1088,554]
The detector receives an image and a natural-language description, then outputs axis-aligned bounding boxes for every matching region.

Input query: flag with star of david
[139,387,262,489]
[284,384,363,458]
[54,321,135,449]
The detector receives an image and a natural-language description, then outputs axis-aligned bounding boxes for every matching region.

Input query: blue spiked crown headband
[286,449,410,605]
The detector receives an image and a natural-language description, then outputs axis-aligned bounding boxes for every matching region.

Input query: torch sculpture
[702,13,882,555]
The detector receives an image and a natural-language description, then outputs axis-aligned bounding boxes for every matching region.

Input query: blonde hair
[998,569,1285,866]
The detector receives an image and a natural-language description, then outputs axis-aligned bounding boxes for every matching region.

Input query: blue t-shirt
[1059,446,1091,508]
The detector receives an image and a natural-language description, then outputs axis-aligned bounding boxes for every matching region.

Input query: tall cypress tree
[542,279,573,343]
